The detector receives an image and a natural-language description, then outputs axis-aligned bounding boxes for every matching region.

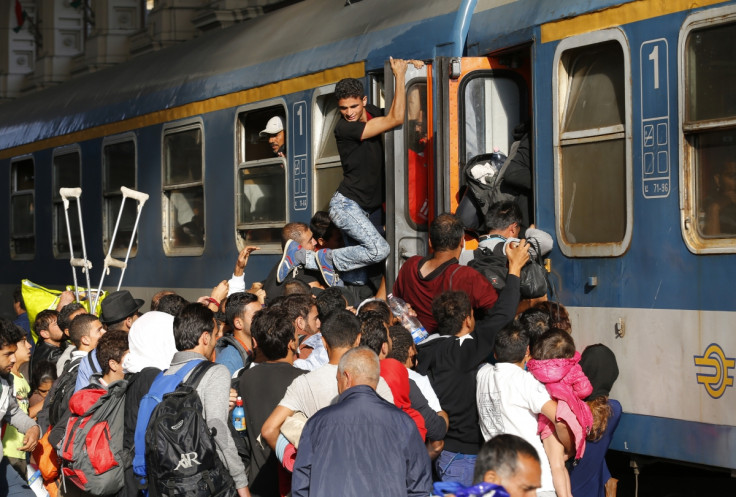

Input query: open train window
[680,9,736,253]
[10,156,35,259]
[313,87,341,212]
[236,104,287,252]
[553,30,632,257]
[162,122,205,256]
[102,135,137,257]
[52,147,82,258]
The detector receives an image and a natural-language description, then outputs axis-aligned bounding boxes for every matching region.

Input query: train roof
[0,0,462,152]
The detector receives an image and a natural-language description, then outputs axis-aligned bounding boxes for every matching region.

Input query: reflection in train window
[236,105,286,250]
[10,157,35,259]
[685,21,736,241]
[556,39,629,252]
[162,125,204,255]
[103,138,137,256]
[53,149,82,258]
[313,91,341,212]
[406,82,429,229]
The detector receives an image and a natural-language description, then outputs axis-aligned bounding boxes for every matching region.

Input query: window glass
[314,93,341,212]
[163,125,204,253]
[406,82,429,228]
[236,105,287,250]
[53,151,81,257]
[10,158,34,257]
[557,40,628,247]
[103,140,137,255]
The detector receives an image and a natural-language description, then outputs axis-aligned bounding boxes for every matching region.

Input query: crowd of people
[1,59,622,497]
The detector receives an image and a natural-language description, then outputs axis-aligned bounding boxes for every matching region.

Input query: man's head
[357,299,393,326]
[473,434,542,497]
[96,329,129,380]
[429,213,464,252]
[316,287,348,321]
[35,310,64,345]
[335,78,367,123]
[69,313,105,351]
[150,290,175,311]
[13,286,25,316]
[432,291,474,336]
[518,308,549,351]
[281,222,316,251]
[310,211,342,249]
[226,292,261,338]
[100,290,144,332]
[173,303,221,358]
[283,279,312,297]
[282,294,320,337]
[494,321,529,364]
[386,324,416,368]
[155,294,189,317]
[485,201,523,238]
[320,309,361,350]
[336,346,380,394]
[251,307,298,361]
[359,311,391,359]
[259,116,285,156]
[58,302,87,336]
[0,318,25,376]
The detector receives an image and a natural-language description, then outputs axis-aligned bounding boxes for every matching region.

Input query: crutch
[60,187,93,304]
[92,186,149,311]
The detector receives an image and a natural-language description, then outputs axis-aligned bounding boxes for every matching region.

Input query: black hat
[580,344,619,401]
[100,290,144,324]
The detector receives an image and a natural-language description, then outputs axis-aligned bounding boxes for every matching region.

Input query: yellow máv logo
[694,343,735,399]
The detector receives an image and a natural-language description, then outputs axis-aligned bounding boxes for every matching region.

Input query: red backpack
[60,380,127,496]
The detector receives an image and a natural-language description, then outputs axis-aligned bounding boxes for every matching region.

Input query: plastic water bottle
[387,294,428,344]
[489,147,507,175]
[232,397,246,431]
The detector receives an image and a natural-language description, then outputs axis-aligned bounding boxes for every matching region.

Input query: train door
[385,62,432,285]
[435,50,531,239]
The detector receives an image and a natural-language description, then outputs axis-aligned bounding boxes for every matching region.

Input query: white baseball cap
[259,116,284,137]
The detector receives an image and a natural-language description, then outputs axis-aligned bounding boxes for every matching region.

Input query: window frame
[678,4,736,254]
[311,84,342,213]
[552,28,633,257]
[52,144,82,259]
[233,99,288,254]
[161,119,206,257]
[9,155,35,260]
[102,133,138,258]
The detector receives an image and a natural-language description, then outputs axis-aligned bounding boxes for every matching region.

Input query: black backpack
[468,242,508,292]
[45,355,84,429]
[144,361,237,497]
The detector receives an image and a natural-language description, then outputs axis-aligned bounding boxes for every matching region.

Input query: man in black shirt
[278,58,423,287]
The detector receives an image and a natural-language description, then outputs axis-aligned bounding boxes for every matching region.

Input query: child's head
[531,328,575,360]
[31,360,58,396]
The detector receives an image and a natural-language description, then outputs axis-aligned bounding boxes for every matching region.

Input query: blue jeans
[1,457,34,497]
[435,450,477,486]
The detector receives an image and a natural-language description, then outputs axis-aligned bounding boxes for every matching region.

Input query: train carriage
[2,0,735,476]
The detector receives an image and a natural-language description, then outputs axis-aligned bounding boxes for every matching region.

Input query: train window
[52,148,82,258]
[162,124,205,255]
[10,157,35,259]
[102,137,137,257]
[554,32,632,257]
[236,105,286,250]
[406,82,429,228]
[681,15,736,252]
[313,90,341,212]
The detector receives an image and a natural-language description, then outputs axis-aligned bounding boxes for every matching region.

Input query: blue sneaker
[277,240,301,283]
[316,249,339,287]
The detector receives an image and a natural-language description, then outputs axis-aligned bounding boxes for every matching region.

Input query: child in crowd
[29,361,57,419]
[2,335,33,478]
[526,329,593,497]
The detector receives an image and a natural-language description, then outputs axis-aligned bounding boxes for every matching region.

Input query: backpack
[215,335,252,374]
[45,355,84,429]
[134,360,236,497]
[468,242,508,291]
[59,380,128,496]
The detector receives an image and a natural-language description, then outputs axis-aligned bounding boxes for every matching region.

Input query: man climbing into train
[277,57,424,287]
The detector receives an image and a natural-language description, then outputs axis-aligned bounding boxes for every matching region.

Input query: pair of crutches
[60,186,149,311]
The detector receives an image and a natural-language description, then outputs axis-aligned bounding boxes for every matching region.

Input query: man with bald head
[292,347,431,497]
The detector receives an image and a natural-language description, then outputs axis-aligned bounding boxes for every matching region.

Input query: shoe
[277,240,301,283]
[316,249,339,287]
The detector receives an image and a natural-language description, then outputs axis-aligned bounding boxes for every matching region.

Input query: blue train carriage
[0,0,465,306]
[455,0,736,472]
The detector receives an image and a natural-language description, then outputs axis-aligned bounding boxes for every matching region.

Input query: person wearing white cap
[260,115,286,158]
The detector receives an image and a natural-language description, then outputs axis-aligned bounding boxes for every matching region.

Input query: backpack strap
[183,361,217,390]
[493,136,522,188]
[85,352,101,375]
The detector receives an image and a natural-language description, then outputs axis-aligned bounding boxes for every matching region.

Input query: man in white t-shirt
[476,322,571,497]
[261,309,393,449]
